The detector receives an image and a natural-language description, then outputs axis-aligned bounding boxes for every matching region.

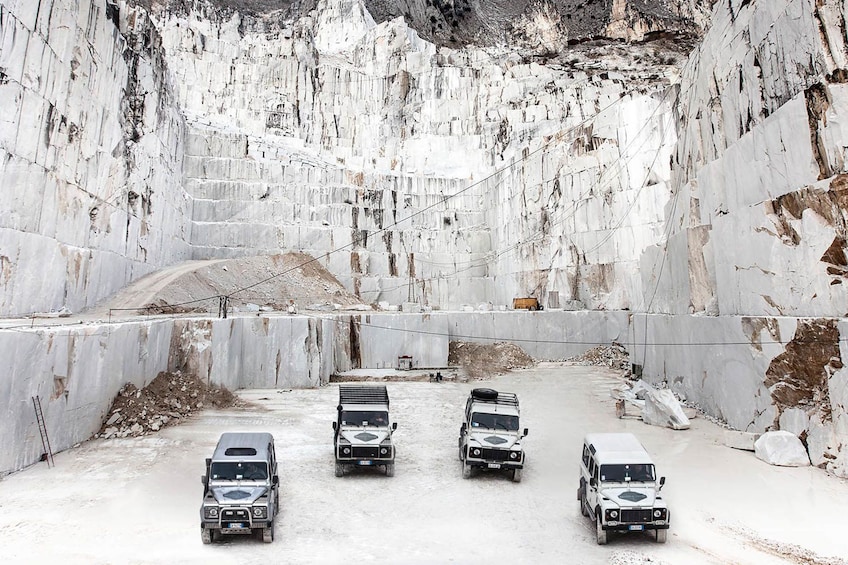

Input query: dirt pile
[448,341,535,379]
[568,343,630,371]
[96,371,240,439]
[97,252,369,315]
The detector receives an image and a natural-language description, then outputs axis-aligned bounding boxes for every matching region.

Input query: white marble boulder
[754,431,811,467]
[642,388,691,430]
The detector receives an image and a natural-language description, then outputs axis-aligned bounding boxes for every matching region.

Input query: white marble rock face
[2,0,848,475]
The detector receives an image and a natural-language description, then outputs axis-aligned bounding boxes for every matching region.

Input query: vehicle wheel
[334,461,344,477]
[596,514,607,545]
[462,461,472,479]
[385,463,395,477]
[201,528,212,545]
[263,525,274,543]
[512,468,522,483]
[656,528,667,543]
[579,489,588,517]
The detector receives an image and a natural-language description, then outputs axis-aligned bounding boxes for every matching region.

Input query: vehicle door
[586,455,600,514]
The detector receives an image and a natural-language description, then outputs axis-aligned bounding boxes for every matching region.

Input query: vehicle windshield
[470,412,519,431]
[340,410,389,427]
[210,461,268,481]
[600,463,655,482]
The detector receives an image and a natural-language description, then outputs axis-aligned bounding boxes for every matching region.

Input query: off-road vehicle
[577,432,670,544]
[200,432,279,544]
[458,388,528,482]
[333,385,397,476]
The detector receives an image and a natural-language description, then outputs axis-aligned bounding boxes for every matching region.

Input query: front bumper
[201,505,271,531]
[465,446,524,470]
[602,521,669,532]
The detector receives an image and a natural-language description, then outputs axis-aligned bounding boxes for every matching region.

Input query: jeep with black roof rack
[458,388,528,482]
[333,385,397,477]
[199,432,279,544]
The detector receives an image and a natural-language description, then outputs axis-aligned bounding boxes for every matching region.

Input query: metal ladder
[32,396,55,468]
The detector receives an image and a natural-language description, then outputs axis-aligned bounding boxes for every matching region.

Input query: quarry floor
[0,364,846,565]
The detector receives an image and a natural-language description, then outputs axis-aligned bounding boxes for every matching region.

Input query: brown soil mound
[97,252,369,315]
[568,343,630,371]
[96,371,241,439]
[448,341,535,379]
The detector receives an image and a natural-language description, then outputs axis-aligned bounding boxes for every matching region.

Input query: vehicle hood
[600,485,659,507]
[210,485,268,505]
[341,429,390,444]
[469,431,521,449]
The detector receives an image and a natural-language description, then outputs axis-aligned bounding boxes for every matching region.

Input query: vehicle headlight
[205,506,219,518]
[472,448,481,457]
[343,447,351,455]
[510,451,518,460]
[654,509,662,518]
[380,447,388,455]
[253,506,266,518]
[610,510,618,519]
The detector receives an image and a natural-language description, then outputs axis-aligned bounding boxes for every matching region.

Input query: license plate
[628,525,644,531]
[228,523,245,529]
[357,460,373,466]
[487,463,501,469]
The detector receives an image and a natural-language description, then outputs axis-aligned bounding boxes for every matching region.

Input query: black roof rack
[470,388,519,408]
[339,385,390,407]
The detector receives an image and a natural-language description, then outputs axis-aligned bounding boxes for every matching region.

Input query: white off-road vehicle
[333,385,397,477]
[577,433,670,544]
[200,432,279,544]
[458,388,528,482]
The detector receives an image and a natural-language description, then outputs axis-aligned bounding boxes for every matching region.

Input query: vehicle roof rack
[339,385,390,406]
[470,388,519,408]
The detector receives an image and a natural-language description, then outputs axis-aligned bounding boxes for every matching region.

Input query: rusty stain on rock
[741,317,781,352]
[764,319,840,425]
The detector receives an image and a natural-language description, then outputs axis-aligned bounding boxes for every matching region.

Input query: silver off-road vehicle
[577,432,670,544]
[458,388,528,482]
[333,385,397,477]
[200,432,279,544]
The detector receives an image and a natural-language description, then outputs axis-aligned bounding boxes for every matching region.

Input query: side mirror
[392,422,398,431]
[460,423,467,433]
[272,475,279,486]
[523,428,529,437]
[589,477,597,488]
[201,475,207,486]
[332,422,337,431]
[659,476,666,489]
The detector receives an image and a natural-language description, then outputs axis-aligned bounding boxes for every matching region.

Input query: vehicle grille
[620,509,652,523]
[480,448,510,462]
[221,508,249,521]
[352,446,380,459]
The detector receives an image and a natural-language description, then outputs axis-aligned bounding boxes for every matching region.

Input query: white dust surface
[1,363,846,564]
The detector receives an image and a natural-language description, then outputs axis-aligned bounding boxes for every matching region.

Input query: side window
[582,445,590,468]
[588,457,596,478]
[592,460,599,481]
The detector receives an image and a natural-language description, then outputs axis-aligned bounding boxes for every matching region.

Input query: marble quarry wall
[0,1,192,317]
[2,0,848,476]
[154,0,678,311]
[635,0,848,476]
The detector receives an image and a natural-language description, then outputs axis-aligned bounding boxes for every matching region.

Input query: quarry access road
[0,363,846,565]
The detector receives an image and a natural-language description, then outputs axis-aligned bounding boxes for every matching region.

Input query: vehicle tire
[462,461,472,479]
[656,528,667,543]
[263,525,274,543]
[334,461,344,477]
[385,463,395,477]
[512,468,522,483]
[471,388,498,400]
[579,488,588,517]
[201,528,212,545]
[596,514,607,545]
